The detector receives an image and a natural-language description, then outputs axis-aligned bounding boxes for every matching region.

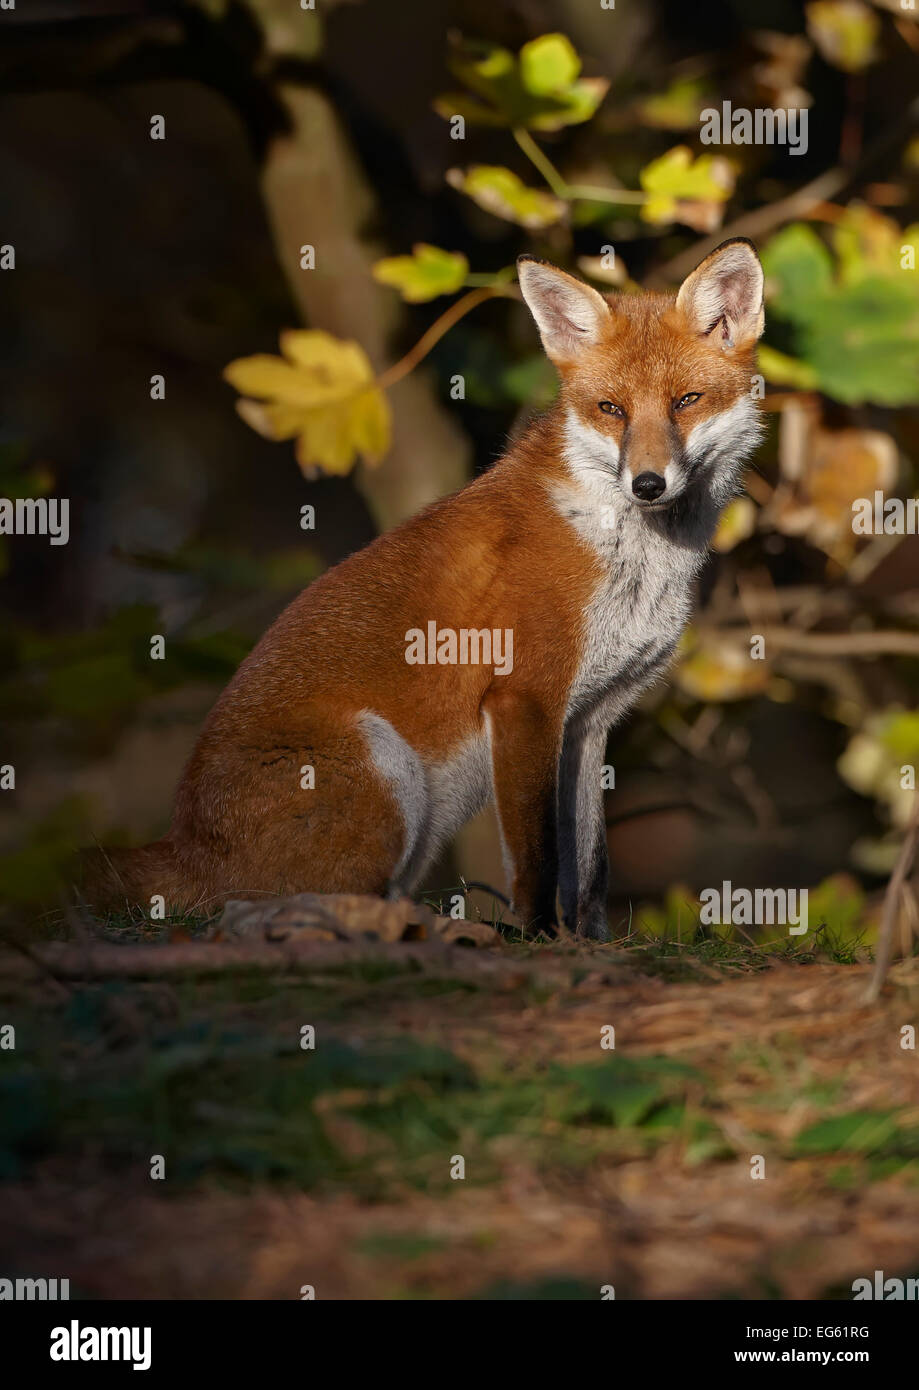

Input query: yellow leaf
[640,146,734,229]
[349,387,391,463]
[293,386,392,478]
[223,355,324,406]
[225,331,392,477]
[235,398,306,442]
[295,405,356,477]
[676,633,771,702]
[447,165,565,228]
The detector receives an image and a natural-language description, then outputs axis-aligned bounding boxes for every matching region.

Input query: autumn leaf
[639,145,735,231]
[372,244,469,303]
[675,630,771,702]
[447,165,565,228]
[766,397,897,561]
[806,0,879,72]
[224,330,391,478]
[833,204,916,283]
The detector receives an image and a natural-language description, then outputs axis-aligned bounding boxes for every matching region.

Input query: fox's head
[517,239,764,515]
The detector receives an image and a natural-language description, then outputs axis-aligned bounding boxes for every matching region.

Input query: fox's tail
[80,839,193,913]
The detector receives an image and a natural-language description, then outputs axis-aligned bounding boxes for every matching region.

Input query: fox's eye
[599,401,625,418]
[674,392,702,411]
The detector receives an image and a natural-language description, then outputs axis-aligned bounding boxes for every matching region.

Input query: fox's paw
[578,907,611,943]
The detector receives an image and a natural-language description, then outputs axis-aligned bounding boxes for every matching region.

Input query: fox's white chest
[553,481,701,721]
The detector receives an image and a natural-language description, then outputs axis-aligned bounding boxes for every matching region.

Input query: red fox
[85,238,765,939]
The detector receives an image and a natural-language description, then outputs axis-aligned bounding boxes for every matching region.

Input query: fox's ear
[676,238,764,348]
[517,257,611,364]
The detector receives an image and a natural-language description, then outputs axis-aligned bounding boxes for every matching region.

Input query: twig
[375,285,517,392]
[865,791,919,1003]
[512,127,647,205]
[695,625,919,658]
[895,17,919,55]
[512,127,570,197]
[846,530,908,586]
[702,584,919,623]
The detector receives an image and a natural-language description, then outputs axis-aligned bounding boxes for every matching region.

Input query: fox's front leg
[558,712,611,942]
[485,688,561,935]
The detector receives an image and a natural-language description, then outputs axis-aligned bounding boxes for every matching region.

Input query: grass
[4,948,916,1204]
[0,976,723,1196]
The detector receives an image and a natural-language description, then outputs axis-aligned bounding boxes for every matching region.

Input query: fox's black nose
[632,471,666,501]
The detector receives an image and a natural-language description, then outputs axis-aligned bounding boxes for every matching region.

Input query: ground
[1,919,918,1300]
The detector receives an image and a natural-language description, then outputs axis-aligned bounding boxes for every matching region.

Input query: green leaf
[803,278,919,406]
[372,244,469,303]
[758,344,819,390]
[449,41,517,103]
[555,1064,664,1126]
[550,1057,698,1128]
[762,217,919,406]
[637,77,708,130]
[519,33,580,95]
[794,1110,913,1156]
[431,94,510,128]
[527,78,608,132]
[447,165,565,228]
[434,33,606,131]
[803,874,866,955]
[761,223,835,319]
[879,710,919,763]
[500,355,559,407]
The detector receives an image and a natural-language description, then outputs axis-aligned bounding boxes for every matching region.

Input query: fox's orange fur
[85,240,765,937]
